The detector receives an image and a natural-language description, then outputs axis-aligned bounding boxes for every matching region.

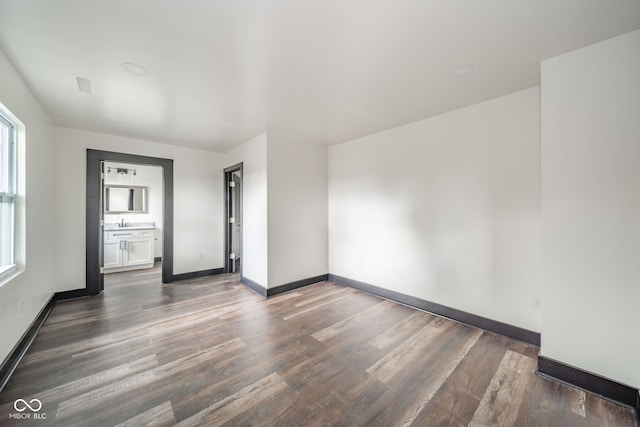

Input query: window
[0,112,16,274]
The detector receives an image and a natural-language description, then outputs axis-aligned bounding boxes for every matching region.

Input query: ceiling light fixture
[452,64,474,77]
[121,62,149,76]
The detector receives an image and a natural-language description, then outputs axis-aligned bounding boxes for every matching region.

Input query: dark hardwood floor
[0,265,637,426]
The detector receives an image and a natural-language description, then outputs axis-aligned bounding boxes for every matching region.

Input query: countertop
[104,222,155,231]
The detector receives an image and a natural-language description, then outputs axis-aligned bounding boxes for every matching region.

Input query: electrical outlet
[531,296,541,311]
[198,252,204,259]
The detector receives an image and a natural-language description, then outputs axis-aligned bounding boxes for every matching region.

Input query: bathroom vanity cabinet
[104,226,155,272]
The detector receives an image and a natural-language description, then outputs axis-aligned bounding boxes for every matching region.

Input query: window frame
[0,111,16,276]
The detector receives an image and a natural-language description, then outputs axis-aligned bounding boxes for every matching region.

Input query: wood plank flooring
[0,266,637,426]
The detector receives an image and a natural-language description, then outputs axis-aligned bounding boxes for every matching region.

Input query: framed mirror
[104,185,147,213]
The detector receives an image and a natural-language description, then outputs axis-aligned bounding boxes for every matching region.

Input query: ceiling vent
[76,76,92,94]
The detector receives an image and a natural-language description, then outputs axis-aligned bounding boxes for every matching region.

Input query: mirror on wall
[104,185,147,213]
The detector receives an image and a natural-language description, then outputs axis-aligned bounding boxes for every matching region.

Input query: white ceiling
[0,1,639,152]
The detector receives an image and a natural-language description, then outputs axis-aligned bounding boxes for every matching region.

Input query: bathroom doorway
[224,163,242,274]
[86,149,174,295]
[102,161,163,280]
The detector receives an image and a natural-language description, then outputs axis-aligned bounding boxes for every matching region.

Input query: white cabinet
[103,239,122,269]
[104,229,155,273]
[122,238,153,266]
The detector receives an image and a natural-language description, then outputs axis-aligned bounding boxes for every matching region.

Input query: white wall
[0,50,54,364]
[329,87,541,332]
[53,127,225,291]
[104,162,164,257]
[224,132,269,287]
[267,134,328,287]
[540,30,640,387]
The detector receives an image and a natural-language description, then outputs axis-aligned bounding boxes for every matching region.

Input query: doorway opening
[102,161,163,283]
[224,163,243,274]
[86,150,174,295]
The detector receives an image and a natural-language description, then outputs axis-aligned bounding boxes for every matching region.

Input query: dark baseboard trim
[55,288,90,301]
[172,268,225,282]
[266,274,329,297]
[240,274,329,298]
[328,274,540,346]
[538,356,640,414]
[154,257,162,263]
[54,267,229,300]
[241,276,267,297]
[0,295,56,393]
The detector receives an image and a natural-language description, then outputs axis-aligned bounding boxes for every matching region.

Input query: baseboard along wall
[328,274,540,346]
[0,296,55,394]
[171,267,225,282]
[538,355,640,419]
[240,274,329,298]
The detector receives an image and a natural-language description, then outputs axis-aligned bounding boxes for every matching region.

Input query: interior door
[224,163,243,274]
[99,161,105,290]
[231,171,242,272]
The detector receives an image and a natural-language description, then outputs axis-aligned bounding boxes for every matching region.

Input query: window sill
[0,264,22,288]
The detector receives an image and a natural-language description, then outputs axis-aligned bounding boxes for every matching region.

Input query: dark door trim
[224,163,243,274]
[86,149,174,295]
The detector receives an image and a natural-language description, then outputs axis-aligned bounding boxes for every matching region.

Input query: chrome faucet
[120,218,125,227]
